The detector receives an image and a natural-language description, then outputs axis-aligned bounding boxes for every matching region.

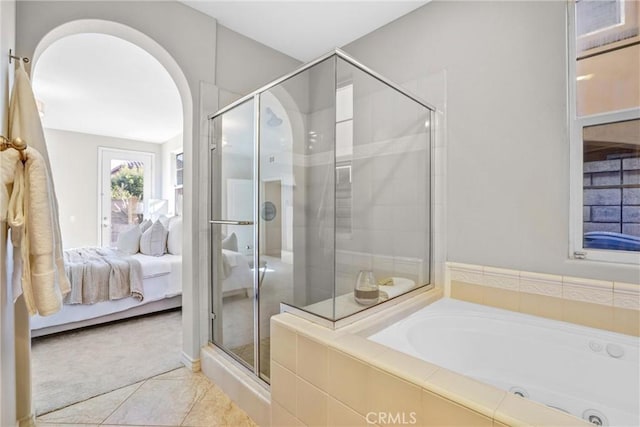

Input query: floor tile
[181,384,256,427]
[37,382,142,424]
[153,367,205,381]
[103,377,212,426]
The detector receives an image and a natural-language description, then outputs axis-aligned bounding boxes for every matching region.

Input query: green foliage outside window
[111,166,144,200]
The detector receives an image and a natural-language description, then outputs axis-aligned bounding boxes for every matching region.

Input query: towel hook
[1,136,27,162]
[9,49,30,64]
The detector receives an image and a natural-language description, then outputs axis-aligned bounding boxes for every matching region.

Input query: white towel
[379,277,416,300]
[7,61,70,316]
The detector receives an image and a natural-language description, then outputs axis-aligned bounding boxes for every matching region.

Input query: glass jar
[354,270,379,305]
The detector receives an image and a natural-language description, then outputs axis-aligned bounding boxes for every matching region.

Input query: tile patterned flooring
[36,367,257,427]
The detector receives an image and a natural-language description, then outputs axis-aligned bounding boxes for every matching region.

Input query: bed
[30,246,256,337]
[30,252,183,337]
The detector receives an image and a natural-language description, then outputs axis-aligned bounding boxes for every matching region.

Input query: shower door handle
[208,220,254,225]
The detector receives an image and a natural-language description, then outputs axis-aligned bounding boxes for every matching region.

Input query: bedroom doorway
[99,148,154,247]
[29,27,188,416]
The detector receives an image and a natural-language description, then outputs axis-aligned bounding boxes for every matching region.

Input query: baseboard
[181,351,201,372]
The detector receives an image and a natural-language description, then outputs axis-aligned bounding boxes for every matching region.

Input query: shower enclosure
[208,49,434,383]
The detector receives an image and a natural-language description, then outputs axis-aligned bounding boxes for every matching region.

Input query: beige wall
[45,128,163,249]
[343,1,638,283]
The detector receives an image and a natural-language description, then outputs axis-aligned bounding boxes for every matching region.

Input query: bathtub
[368,298,639,427]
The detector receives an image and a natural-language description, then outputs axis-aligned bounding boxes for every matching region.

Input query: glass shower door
[209,98,258,370]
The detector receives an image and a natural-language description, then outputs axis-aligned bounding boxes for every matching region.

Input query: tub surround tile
[448,263,484,285]
[271,401,303,427]
[271,321,298,373]
[271,362,297,415]
[296,334,328,391]
[420,390,493,427]
[373,347,440,387]
[562,299,614,331]
[519,271,562,297]
[327,348,371,415]
[613,282,640,310]
[366,367,423,427]
[450,281,484,305]
[424,369,507,420]
[613,306,640,336]
[494,394,589,426]
[327,397,368,427]
[519,292,564,321]
[296,377,328,426]
[331,333,388,365]
[562,276,613,306]
[482,287,519,312]
[482,267,519,291]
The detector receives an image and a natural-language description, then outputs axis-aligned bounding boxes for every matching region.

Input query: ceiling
[181,1,429,62]
[32,2,428,143]
[32,33,183,143]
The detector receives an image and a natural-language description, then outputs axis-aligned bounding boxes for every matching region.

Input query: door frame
[97,147,155,247]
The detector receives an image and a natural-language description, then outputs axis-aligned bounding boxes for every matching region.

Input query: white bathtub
[368,298,639,427]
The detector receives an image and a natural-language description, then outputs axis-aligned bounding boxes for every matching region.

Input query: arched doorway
[28,20,195,415]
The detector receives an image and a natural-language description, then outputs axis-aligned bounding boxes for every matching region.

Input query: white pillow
[116,225,141,255]
[139,219,153,233]
[158,215,171,228]
[221,232,238,252]
[140,220,168,257]
[167,216,182,255]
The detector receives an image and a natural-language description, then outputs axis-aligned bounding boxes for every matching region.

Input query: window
[174,152,183,216]
[335,84,353,235]
[570,0,640,262]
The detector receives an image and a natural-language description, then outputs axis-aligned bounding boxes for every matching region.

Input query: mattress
[30,254,182,331]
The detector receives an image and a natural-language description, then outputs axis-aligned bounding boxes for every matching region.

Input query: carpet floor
[32,309,183,415]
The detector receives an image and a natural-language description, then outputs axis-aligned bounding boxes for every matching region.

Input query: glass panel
[583,119,640,251]
[257,57,337,380]
[210,99,256,370]
[332,57,431,320]
[109,160,144,246]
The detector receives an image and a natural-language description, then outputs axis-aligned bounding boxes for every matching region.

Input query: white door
[99,148,153,247]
